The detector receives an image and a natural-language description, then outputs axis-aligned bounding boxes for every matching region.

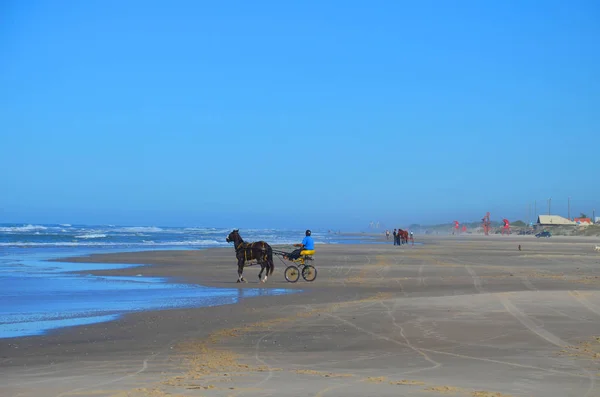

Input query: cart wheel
[285,265,300,283]
[302,265,317,282]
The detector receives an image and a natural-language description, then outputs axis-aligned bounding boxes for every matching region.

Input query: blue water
[0,224,377,248]
[0,249,301,339]
[0,224,386,339]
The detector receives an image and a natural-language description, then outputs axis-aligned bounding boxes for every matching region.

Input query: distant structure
[573,218,592,225]
[501,219,511,235]
[537,215,576,226]
[369,221,381,230]
[481,212,491,235]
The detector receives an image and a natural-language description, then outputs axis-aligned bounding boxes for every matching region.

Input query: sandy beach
[2,234,600,397]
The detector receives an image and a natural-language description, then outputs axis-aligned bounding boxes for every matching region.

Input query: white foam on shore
[0,239,230,248]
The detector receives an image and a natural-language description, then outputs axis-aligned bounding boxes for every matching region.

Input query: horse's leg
[237,258,246,283]
[262,264,268,282]
[258,262,265,283]
[263,264,268,282]
[259,259,269,283]
[264,258,272,282]
[260,246,272,283]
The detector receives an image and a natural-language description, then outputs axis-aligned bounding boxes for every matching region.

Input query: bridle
[228,232,245,252]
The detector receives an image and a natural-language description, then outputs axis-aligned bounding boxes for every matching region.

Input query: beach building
[573,218,592,225]
[537,215,576,226]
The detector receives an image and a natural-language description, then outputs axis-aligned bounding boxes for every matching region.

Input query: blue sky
[1,0,598,230]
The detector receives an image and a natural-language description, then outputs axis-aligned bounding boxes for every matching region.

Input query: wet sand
[2,234,600,397]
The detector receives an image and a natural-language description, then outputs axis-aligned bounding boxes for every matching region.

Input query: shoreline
[2,236,600,396]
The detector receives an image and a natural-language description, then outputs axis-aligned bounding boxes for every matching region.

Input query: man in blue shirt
[286,229,315,260]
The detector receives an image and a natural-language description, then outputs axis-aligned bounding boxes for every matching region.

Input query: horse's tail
[266,244,274,275]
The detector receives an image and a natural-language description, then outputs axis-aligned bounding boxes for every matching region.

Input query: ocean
[0,224,382,339]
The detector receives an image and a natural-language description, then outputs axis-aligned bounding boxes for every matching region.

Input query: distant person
[392,229,397,245]
[286,229,315,260]
[410,230,414,245]
[385,230,390,240]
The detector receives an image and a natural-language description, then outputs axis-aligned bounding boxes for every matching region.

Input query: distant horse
[397,229,409,244]
[226,229,274,283]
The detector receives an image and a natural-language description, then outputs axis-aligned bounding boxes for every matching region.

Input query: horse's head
[226,229,240,243]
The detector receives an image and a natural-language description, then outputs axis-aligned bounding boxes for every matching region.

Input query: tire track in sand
[569,291,600,318]
[465,265,484,293]
[390,256,408,296]
[383,301,441,373]
[436,255,485,294]
[520,277,538,291]
[325,298,592,382]
[418,263,427,286]
[500,296,596,397]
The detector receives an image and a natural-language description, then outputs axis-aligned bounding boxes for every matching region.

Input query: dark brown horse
[226,229,274,283]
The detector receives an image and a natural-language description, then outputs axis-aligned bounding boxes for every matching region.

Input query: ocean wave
[0,224,49,233]
[184,228,231,234]
[115,226,164,233]
[0,224,339,250]
[74,234,107,239]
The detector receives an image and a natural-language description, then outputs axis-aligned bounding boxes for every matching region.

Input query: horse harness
[235,240,268,263]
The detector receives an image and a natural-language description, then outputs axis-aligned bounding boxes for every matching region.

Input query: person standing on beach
[392,229,397,245]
